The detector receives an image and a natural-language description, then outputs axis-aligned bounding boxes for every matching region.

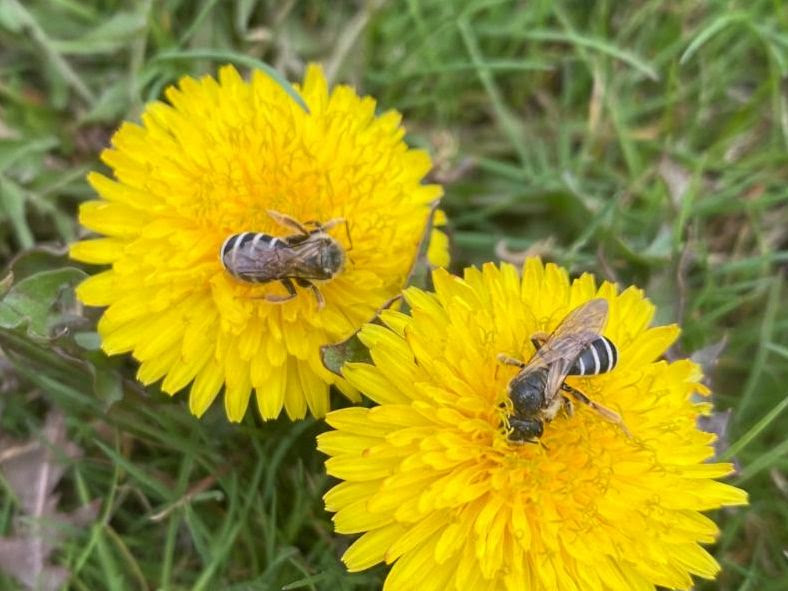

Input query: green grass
[1,0,787,589]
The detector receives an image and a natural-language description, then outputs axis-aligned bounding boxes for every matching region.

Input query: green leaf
[680,12,751,65]
[475,26,660,80]
[320,332,372,377]
[80,81,131,124]
[50,11,147,55]
[0,175,34,249]
[5,244,70,282]
[0,137,60,173]
[723,395,788,462]
[0,0,95,104]
[0,0,25,33]
[0,325,125,412]
[0,267,86,339]
[84,350,124,410]
[73,331,101,351]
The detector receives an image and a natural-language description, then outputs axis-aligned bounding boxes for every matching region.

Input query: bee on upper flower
[219,209,350,308]
[70,64,444,422]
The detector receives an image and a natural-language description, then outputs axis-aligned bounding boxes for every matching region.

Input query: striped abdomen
[220,232,286,283]
[568,336,618,376]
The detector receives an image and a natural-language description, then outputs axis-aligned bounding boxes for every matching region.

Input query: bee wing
[543,358,574,405]
[231,248,296,281]
[523,299,609,403]
[286,240,331,279]
[522,299,609,371]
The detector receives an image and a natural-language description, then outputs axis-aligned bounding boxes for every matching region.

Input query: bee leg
[331,218,353,253]
[295,278,325,309]
[560,383,632,438]
[267,209,310,236]
[309,286,325,309]
[530,331,550,351]
[305,216,342,231]
[343,219,353,252]
[264,278,298,303]
[561,394,575,417]
[310,217,353,253]
[496,353,526,368]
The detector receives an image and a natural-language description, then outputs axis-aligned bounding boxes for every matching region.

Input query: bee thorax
[509,367,548,416]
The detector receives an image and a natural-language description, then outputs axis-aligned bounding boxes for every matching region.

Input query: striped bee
[498,298,630,443]
[220,210,349,308]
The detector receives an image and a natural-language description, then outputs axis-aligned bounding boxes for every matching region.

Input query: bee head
[508,417,544,442]
[318,236,345,277]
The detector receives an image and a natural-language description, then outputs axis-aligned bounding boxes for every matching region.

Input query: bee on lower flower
[318,259,747,591]
[498,298,630,443]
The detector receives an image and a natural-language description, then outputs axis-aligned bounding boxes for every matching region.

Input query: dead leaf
[690,336,728,381]
[0,410,99,591]
[0,538,68,591]
[495,237,555,266]
[697,408,734,467]
[658,156,691,207]
[587,66,605,136]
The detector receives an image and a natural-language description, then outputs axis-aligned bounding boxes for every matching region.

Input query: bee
[220,209,349,308]
[498,298,630,443]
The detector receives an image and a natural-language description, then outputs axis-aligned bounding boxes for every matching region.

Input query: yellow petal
[334,498,394,534]
[79,201,149,238]
[161,346,210,394]
[136,345,179,385]
[342,363,409,405]
[189,360,224,417]
[224,342,252,422]
[299,362,330,417]
[76,272,118,306]
[282,357,307,420]
[69,238,126,264]
[342,523,406,572]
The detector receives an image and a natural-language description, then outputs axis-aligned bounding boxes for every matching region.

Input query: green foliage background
[0,1,786,589]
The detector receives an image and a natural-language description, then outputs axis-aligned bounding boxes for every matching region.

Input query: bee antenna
[343,219,353,252]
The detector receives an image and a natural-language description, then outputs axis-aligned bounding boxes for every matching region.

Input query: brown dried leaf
[690,336,728,380]
[0,410,99,591]
[658,155,691,207]
[697,409,734,466]
[495,237,555,266]
[0,538,69,591]
[0,411,81,515]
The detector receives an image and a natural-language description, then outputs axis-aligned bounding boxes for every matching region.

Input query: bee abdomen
[221,232,285,257]
[220,232,285,282]
[569,336,618,376]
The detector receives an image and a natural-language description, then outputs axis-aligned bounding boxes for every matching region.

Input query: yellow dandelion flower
[426,209,450,269]
[318,258,747,591]
[69,64,442,421]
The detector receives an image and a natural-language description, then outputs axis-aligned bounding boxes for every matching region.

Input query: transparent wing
[525,299,609,404]
[522,299,609,371]
[231,247,295,281]
[287,240,331,279]
[543,358,573,406]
